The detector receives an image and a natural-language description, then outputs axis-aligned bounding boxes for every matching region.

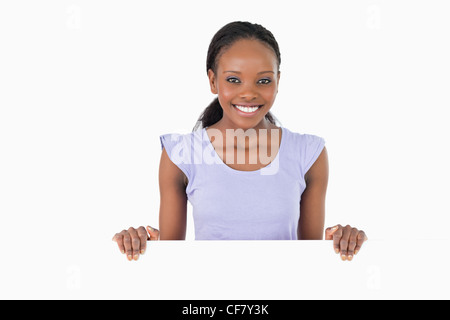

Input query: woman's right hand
[112,226,160,261]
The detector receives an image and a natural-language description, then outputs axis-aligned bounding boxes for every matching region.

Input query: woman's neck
[206,119,280,151]
[209,118,277,132]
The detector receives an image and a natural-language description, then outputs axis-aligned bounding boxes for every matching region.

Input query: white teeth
[234,105,260,113]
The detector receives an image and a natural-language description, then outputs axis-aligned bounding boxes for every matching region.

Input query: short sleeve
[160,133,191,181]
[300,134,326,175]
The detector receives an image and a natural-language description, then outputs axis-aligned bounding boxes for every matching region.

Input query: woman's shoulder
[282,127,325,146]
[160,127,204,145]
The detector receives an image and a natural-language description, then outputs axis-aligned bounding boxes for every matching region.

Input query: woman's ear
[208,69,218,94]
[276,71,281,93]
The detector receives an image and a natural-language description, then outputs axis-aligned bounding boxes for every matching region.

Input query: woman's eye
[226,78,272,84]
[259,79,271,84]
[227,77,240,84]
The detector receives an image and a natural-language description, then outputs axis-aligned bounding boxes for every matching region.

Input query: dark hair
[192,21,282,132]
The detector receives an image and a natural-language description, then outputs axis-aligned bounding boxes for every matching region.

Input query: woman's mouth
[232,104,263,117]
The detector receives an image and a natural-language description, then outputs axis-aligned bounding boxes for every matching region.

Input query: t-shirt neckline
[202,126,285,174]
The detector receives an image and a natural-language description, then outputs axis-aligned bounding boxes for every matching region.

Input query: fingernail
[335,248,340,254]
[354,250,359,255]
[140,249,145,255]
[121,250,125,254]
[341,255,347,261]
[127,255,132,261]
[133,255,139,261]
[347,255,353,261]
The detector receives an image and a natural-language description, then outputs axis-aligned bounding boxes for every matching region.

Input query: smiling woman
[208,38,280,131]
[112,21,367,262]
[193,22,282,132]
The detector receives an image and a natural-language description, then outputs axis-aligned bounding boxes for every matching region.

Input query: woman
[113,21,367,262]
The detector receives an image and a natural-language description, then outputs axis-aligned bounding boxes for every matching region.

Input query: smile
[232,104,263,116]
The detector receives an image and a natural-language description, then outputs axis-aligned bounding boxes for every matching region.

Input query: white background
[0,0,449,300]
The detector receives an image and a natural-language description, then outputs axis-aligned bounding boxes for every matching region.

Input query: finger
[122,230,133,261]
[113,233,125,254]
[325,226,339,240]
[347,228,359,261]
[128,227,141,261]
[147,226,160,241]
[354,231,367,255]
[332,225,343,254]
[137,226,148,255]
[339,225,352,261]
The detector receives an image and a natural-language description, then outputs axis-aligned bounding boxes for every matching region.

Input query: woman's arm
[112,147,187,261]
[158,147,188,240]
[297,146,368,260]
[298,146,329,240]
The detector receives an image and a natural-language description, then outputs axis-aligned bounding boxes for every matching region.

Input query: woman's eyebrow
[224,71,274,75]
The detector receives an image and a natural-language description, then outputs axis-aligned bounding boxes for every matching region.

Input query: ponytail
[192,97,222,131]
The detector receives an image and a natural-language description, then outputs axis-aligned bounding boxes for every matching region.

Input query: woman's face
[208,39,281,130]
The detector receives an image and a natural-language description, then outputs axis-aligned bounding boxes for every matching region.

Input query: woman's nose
[238,83,259,100]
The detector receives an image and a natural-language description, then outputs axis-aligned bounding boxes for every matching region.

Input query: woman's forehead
[217,40,277,72]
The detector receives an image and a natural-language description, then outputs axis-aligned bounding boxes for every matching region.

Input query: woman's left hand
[325,225,368,261]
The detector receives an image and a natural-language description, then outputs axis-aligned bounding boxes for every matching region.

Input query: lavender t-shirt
[159,126,325,240]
